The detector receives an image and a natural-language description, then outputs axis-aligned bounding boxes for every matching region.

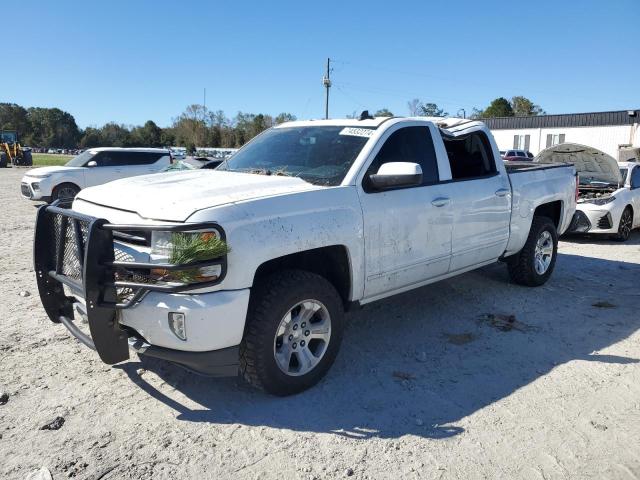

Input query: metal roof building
[484,109,640,159]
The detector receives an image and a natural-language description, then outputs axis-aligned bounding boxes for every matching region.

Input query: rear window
[87,151,165,167]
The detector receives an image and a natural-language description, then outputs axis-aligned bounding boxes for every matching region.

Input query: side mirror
[368,162,423,190]
[86,160,97,167]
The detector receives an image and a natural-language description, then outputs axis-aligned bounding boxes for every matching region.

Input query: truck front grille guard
[33,202,227,364]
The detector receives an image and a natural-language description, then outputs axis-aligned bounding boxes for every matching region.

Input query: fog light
[168,312,187,341]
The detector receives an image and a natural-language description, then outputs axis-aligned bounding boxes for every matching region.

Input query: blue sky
[4,0,639,128]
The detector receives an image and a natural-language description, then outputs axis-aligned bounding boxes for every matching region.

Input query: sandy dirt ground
[1,167,639,480]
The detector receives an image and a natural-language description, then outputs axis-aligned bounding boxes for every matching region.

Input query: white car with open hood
[536,143,640,241]
[32,115,577,395]
[21,147,171,203]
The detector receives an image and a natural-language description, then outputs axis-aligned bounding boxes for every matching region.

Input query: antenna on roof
[359,110,374,120]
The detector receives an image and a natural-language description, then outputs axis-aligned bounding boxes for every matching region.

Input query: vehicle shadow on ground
[116,249,640,440]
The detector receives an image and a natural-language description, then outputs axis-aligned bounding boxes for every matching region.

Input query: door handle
[431,197,450,207]
[495,188,510,197]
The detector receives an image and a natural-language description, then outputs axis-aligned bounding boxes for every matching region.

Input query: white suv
[21,147,171,203]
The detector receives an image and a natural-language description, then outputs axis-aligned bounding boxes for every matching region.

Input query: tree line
[0,102,297,151]
[369,96,545,120]
[0,95,543,150]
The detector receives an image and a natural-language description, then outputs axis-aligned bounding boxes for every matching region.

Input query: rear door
[357,122,454,300]
[128,152,169,174]
[113,152,168,178]
[441,129,511,272]
[84,151,125,186]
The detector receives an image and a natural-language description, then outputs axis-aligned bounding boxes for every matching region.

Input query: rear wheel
[508,216,558,287]
[612,207,633,242]
[51,183,80,203]
[240,270,344,396]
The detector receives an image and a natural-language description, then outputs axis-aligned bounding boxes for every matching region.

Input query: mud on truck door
[358,123,454,299]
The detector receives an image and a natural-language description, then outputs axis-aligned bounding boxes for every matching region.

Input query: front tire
[240,270,344,396]
[612,207,633,242]
[51,183,80,203]
[508,216,558,287]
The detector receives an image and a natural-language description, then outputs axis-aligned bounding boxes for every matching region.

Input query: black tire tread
[52,182,80,202]
[239,269,343,395]
[612,207,633,242]
[508,216,557,287]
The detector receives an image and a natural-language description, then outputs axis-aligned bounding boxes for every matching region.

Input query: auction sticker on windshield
[339,127,375,138]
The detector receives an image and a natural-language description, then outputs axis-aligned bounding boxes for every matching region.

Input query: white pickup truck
[33,116,577,395]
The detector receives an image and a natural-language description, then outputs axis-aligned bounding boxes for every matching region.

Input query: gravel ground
[1,167,639,480]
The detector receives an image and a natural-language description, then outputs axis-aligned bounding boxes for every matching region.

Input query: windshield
[66,150,95,167]
[218,126,374,186]
[619,167,629,185]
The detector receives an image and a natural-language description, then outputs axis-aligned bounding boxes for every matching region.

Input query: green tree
[99,123,132,147]
[28,107,80,147]
[374,108,394,117]
[274,112,297,124]
[481,97,514,118]
[130,120,163,147]
[79,127,103,148]
[0,103,31,140]
[419,103,448,117]
[510,96,545,116]
[172,104,210,147]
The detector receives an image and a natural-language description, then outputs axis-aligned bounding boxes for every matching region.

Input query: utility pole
[203,88,207,110]
[322,58,331,119]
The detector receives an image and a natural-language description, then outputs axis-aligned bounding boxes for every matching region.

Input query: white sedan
[21,148,171,203]
[536,143,640,241]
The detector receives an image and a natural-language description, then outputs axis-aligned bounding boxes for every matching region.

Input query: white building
[484,109,640,159]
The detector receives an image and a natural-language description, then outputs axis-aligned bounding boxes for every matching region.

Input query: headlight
[587,196,616,206]
[31,183,40,191]
[28,174,51,179]
[149,228,229,284]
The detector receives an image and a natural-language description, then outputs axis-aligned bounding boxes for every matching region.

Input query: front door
[84,151,126,187]
[358,124,453,300]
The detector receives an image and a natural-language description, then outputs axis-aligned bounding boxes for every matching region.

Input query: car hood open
[535,143,621,185]
[75,170,321,222]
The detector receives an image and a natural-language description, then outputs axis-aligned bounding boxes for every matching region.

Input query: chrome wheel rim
[620,211,632,238]
[58,186,77,200]
[273,299,331,376]
[534,230,553,275]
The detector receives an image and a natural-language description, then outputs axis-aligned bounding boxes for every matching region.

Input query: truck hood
[24,166,83,176]
[75,170,321,221]
[535,143,621,185]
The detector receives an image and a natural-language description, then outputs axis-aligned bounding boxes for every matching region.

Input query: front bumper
[567,206,617,234]
[33,202,240,376]
[21,178,51,201]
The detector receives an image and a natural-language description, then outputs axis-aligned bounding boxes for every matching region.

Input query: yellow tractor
[1,130,32,167]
